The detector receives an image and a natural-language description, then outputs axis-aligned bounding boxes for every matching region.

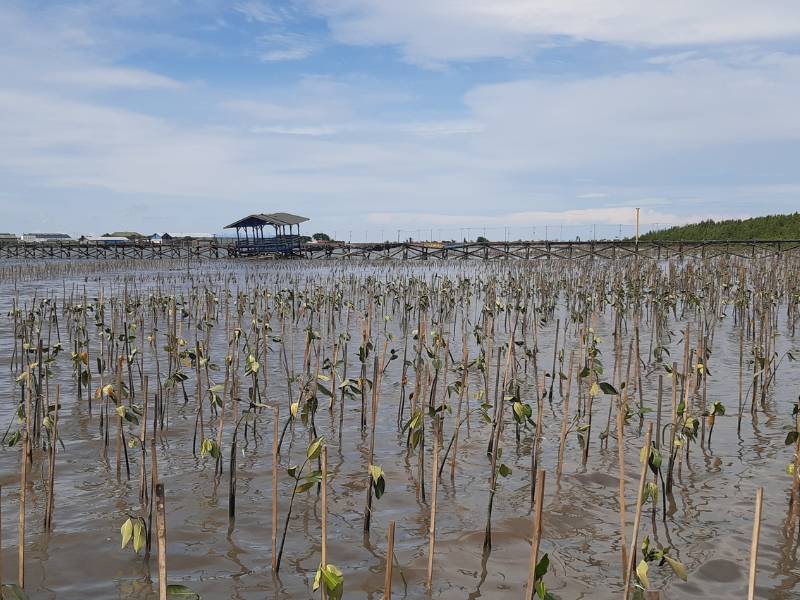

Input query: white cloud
[310,0,800,64]
[50,67,183,89]
[366,207,687,228]
[461,54,800,171]
[1,1,799,235]
[233,2,286,24]
[258,33,318,61]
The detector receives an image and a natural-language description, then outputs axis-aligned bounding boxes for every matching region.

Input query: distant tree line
[639,212,800,241]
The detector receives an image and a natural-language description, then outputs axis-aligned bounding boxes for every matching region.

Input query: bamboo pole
[321,446,328,600]
[616,402,628,574]
[156,483,167,600]
[384,520,396,600]
[18,427,27,588]
[426,437,440,589]
[525,470,546,600]
[622,422,653,598]
[556,353,575,481]
[272,405,279,572]
[747,487,764,600]
[47,384,59,530]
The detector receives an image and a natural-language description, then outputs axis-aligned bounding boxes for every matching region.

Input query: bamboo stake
[556,353,575,480]
[0,485,3,591]
[622,422,653,598]
[384,520,396,600]
[18,427,27,588]
[321,446,328,600]
[747,487,764,600]
[616,402,628,574]
[525,470,546,600]
[156,483,167,600]
[45,384,59,531]
[426,437,440,589]
[272,405,279,572]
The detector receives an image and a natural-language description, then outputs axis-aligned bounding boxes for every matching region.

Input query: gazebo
[224,212,309,256]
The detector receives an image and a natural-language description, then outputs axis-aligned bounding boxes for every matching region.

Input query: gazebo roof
[224,212,309,229]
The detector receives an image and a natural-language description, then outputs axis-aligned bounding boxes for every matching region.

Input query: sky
[1,1,800,241]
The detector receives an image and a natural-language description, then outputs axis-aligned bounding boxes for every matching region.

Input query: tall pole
[635,207,640,243]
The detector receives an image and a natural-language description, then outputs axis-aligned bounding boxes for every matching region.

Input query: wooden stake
[156,483,167,600]
[321,446,328,600]
[622,422,653,598]
[272,405,279,572]
[556,353,575,480]
[45,384,59,531]
[1,485,3,591]
[18,428,27,588]
[426,437,440,589]
[747,487,764,600]
[525,469,546,600]
[616,402,628,574]
[384,520,396,600]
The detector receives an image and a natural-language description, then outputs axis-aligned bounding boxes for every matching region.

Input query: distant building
[108,231,146,240]
[80,236,130,246]
[159,232,217,245]
[22,233,72,242]
[0,233,19,245]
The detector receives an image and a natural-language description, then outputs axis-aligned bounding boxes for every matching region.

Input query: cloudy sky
[2,1,799,240]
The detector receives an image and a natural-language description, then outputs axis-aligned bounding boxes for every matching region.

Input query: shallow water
[0,258,798,599]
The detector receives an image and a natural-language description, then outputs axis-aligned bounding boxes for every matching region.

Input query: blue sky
[2,1,800,240]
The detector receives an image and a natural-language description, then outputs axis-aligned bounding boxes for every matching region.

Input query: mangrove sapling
[483,341,515,553]
[556,353,576,481]
[227,396,268,534]
[44,385,59,531]
[275,437,326,573]
[529,376,545,503]
[704,401,725,447]
[632,536,688,597]
[448,335,470,480]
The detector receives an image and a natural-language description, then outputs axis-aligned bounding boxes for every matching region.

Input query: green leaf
[536,579,548,599]
[7,430,20,447]
[297,481,316,494]
[320,564,344,600]
[498,463,512,478]
[374,474,385,500]
[534,553,549,581]
[599,381,619,395]
[121,518,133,549]
[786,431,799,446]
[307,437,325,460]
[663,555,688,581]
[133,520,145,553]
[636,559,649,589]
[166,584,200,599]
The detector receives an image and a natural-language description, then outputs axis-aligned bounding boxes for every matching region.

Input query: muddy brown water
[0,259,798,599]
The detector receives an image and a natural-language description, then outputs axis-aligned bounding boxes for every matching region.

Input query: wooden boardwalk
[2,239,800,261]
